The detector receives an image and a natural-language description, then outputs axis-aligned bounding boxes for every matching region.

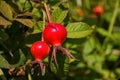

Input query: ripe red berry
[43,22,67,46]
[30,41,50,61]
[93,6,104,16]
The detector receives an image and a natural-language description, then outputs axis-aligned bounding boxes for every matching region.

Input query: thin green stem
[108,0,119,34]
[102,0,119,50]
[41,9,46,41]
[43,3,52,23]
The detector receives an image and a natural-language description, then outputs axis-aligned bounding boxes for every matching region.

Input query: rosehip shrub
[93,6,104,16]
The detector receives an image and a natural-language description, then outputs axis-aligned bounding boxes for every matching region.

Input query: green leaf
[96,27,113,38]
[0,16,12,27]
[66,22,94,38]
[33,21,43,34]
[11,49,26,67]
[0,69,7,80]
[24,0,32,11]
[63,58,70,76]
[32,8,42,19]
[16,12,32,18]
[0,1,13,20]
[0,30,9,42]
[0,55,11,69]
[51,7,68,23]
[14,18,34,28]
[113,32,120,45]
[83,37,95,54]
[107,53,119,61]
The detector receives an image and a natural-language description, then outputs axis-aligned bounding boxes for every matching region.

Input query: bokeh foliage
[0,0,120,80]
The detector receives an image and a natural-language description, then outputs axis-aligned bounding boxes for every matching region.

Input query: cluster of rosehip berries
[27,0,76,75]
[30,22,75,75]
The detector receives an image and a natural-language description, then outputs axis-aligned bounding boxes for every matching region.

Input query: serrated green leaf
[33,21,43,33]
[0,1,13,20]
[51,7,68,23]
[24,0,32,11]
[14,18,34,28]
[0,55,11,69]
[32,8,42,18]
[66,22,94,38]
[0,16,12,27]
[64,58,70,76]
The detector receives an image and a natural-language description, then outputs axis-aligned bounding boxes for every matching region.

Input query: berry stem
[26,60,46,76]
[56,45,76,59]
[50,46,58,70]
[41,9,46,41]
[44,3,52,23]
[50,45,76,70]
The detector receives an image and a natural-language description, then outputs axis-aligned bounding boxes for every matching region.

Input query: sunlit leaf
[0,16,12,27]
[0,55,11,69]
[33,21,43,33]
[32,8,42,19]
[51,7,68,23]
[14,18,34,28]
[66,22,94,38]
[24,0,32,11]
[0,1,13,20]
[16,12,33,17]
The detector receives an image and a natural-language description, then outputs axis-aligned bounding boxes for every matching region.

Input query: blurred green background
[0,0,120,80]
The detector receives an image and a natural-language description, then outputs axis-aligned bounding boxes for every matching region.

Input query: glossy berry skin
[30,41,50,61]
[93,6,104,16]
[43,22,67,46]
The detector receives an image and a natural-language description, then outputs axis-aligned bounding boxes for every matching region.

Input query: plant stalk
[44,3,52,23]
[102,0,119,50]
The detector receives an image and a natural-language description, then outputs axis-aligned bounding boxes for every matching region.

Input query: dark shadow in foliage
[103,55,120,79]
[67,66,102,80]
[56,51,67,80]
[25,33,42,44]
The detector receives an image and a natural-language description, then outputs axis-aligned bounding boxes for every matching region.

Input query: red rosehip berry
[43,22,67,46]
[30,41,50,61]
[29,41,50,76]
[43,22,75,69]
[93,6,104,16]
